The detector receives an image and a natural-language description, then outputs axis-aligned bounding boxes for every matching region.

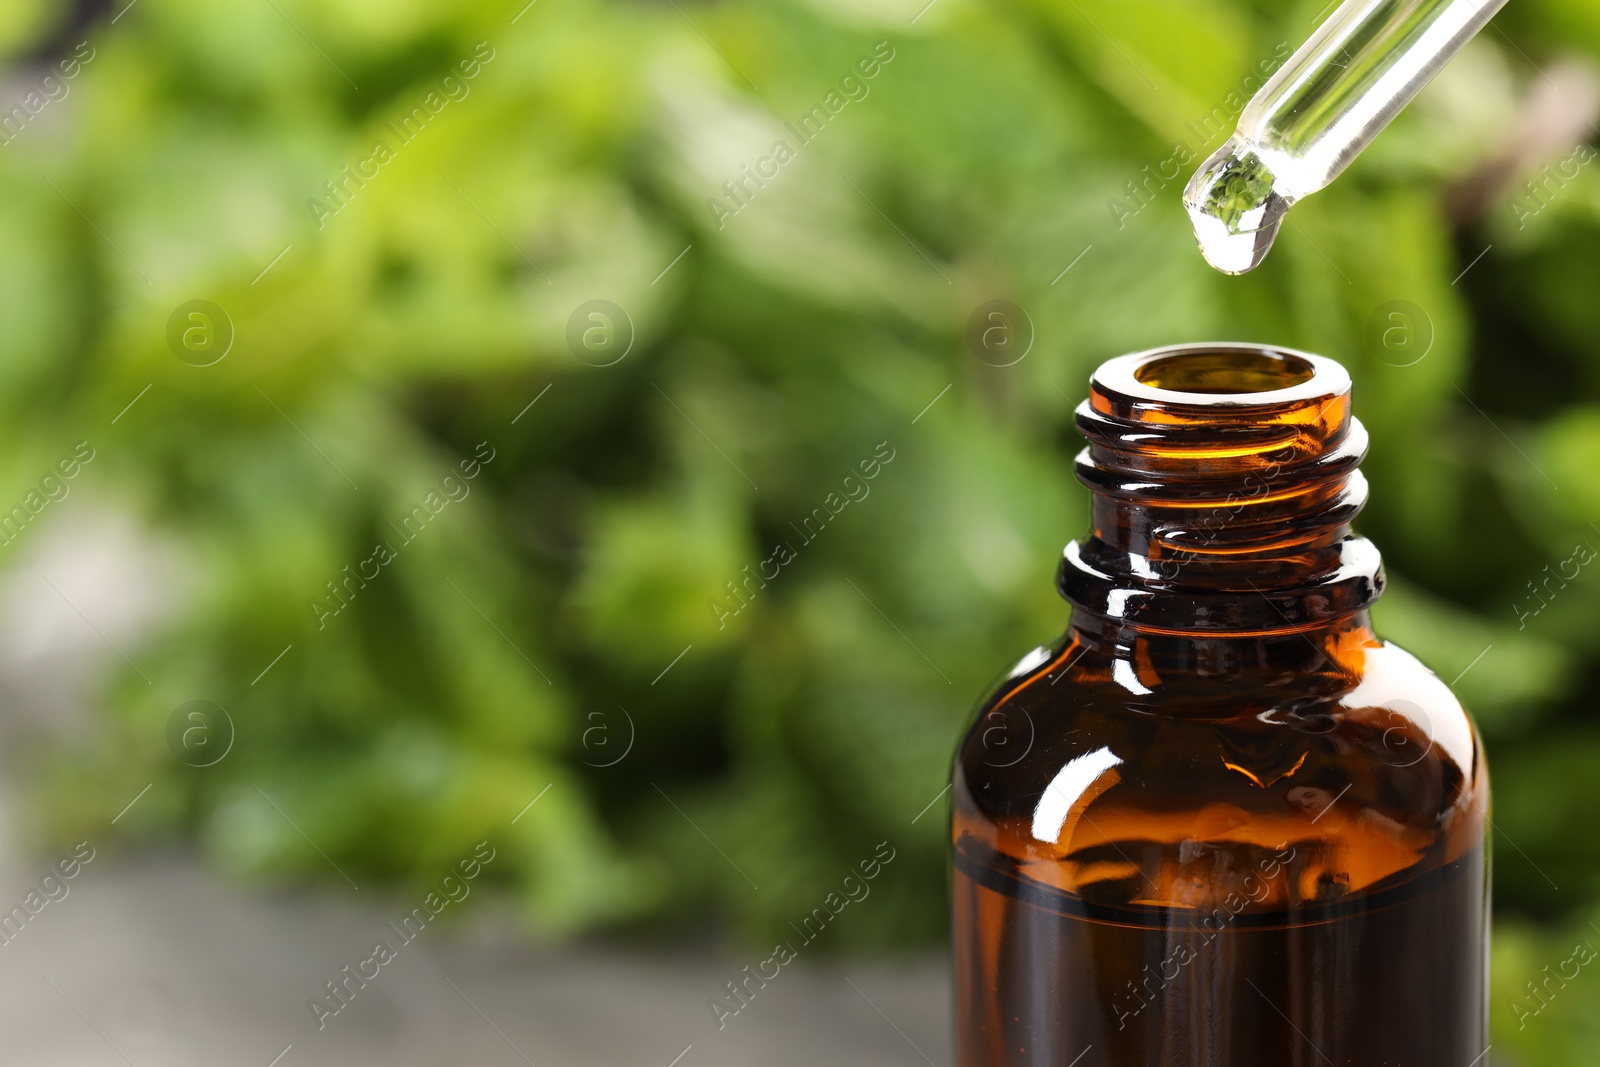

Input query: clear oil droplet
[1183,136,1291,275]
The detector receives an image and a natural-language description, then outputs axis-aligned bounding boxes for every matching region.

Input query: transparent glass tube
[1184,0,1511,274]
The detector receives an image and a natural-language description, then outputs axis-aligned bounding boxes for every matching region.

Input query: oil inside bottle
[954,832,1486,1067]
[1183,136,1291,275]
[951,640,1489,1067]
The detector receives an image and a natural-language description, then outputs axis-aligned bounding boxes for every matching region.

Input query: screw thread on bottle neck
[1060,343,1383,636]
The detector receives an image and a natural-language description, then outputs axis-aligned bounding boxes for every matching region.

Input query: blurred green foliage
[3,0,1599,1060]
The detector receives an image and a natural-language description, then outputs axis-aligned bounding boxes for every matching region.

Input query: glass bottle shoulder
[952,627,1487,916]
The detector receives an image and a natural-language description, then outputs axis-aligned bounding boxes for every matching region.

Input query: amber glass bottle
[951,344,1488,1067]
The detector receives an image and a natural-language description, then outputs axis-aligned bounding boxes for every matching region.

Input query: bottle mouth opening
[1093,343,1347,412]
[1134,349,1315,394]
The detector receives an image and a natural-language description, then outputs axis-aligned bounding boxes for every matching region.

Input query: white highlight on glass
[1032,746,1124,844]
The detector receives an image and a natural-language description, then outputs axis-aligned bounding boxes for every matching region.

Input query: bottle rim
[1092,342,1350,411]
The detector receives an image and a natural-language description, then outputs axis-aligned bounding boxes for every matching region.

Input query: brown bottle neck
[1058,344,1385,640]
[1063,608,1378,696]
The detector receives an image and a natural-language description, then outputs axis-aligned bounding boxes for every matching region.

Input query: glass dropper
[1185,0,1511,274]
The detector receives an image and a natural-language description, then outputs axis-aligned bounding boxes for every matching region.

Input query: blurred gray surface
[0,854,949,1066]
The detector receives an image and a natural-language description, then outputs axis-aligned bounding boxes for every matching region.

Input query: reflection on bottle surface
[1186,0,1510,273]
[951,344,1489,1066]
